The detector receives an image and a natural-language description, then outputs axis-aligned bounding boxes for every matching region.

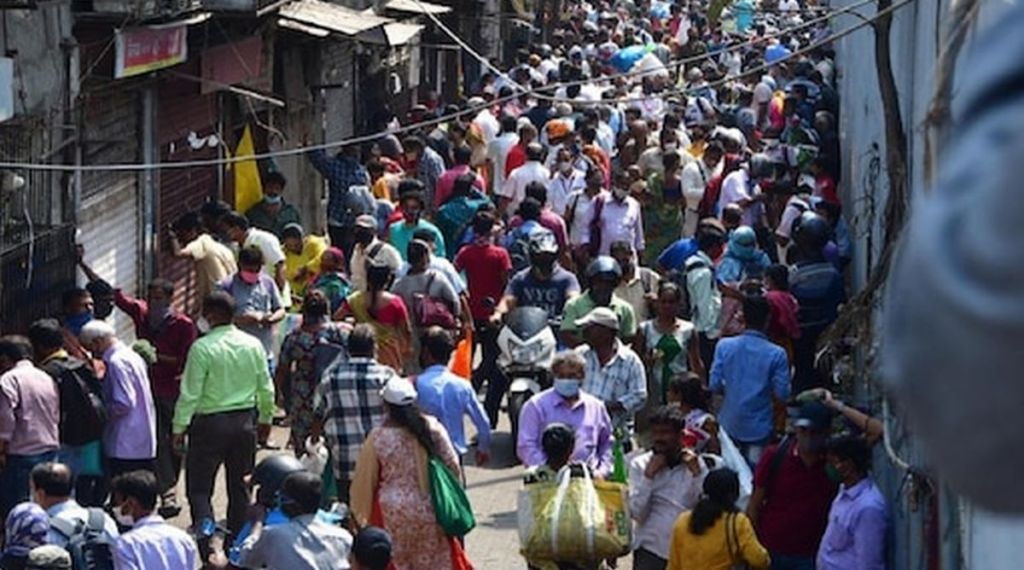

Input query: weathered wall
[836,0,1024,567]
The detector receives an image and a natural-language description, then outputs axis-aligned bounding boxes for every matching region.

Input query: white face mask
[559,161,573,174]
[664,143,678,152]
[114,504,135,527]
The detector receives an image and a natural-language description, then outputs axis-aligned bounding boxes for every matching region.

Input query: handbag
[587,195,606,258]
[412,273,459,329]
[725,512,751,570]
[428,455,476,537]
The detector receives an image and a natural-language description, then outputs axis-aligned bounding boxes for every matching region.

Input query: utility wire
[0,0,912,172]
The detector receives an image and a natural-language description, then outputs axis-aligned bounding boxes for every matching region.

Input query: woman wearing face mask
[641,150,686,267]
[515,351,614,478]
[335,261,411,373]
[276,290,350,453]
[1,503,48,570]
[634,282,704,419]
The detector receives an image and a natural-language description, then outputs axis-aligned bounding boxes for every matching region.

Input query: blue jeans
[0,450,58,517]
[770,554,815,570]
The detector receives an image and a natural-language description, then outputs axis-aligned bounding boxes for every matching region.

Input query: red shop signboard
[114,24,188,79]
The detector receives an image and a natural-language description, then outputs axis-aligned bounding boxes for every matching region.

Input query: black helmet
[528,232,559,257]
[586,256,622,280]
[792,211,832,252]
[252,454,306,499]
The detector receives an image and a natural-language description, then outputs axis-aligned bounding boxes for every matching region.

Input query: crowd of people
[0,0,894,568]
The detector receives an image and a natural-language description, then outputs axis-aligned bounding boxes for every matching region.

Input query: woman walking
[335,261,412,372]
[276,289,349,452]
[350,377,467,569]
[667,468,770,570]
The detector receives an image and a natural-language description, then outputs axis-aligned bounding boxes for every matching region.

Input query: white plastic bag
[300,437,329,476]
[717,429,754,510]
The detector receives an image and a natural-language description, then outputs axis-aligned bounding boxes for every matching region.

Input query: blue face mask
[553,378,581,399]
[65,312,93,336]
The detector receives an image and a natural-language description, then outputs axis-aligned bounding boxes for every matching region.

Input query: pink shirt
[433,165,485,209]
[0,360,60,455]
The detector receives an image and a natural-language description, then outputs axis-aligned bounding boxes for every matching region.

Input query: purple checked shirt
[816,477,887,570]
[516,389,613,477]
[102,342,157,460]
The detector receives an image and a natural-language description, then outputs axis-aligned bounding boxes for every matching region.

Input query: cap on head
[793,400,834,431]
[355,214,378,230]
[381,377,417,406]
[353,527,393,569]
[574,306,620,331]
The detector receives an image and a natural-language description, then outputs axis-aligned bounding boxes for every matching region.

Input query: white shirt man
[487,129,519,194]
[629,446,707,563]
[593,193,645,257]
[565,189,608,248]
[501,160,550,218]
[718,168,763,227]
[244,227,291,308]
[548,166,587,217]
[681,151,722,237]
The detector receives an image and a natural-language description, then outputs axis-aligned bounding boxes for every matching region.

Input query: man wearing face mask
[245,172,302,239]
[747,401,837,570]
[110,470,199,570]
[387,184,446,262]
[349,214,401,294]
[548,146,586,217]
[220,247,286,363]
[559,257,636,348]
[590,171,644,259]
[236,471,354,570]
[816,437,886,570]
[59,288,102,375]
[516,351,613,477]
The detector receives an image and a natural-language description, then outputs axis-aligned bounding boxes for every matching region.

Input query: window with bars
[0,117,65,253]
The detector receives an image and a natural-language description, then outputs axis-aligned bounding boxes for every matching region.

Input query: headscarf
[727,225,759,261]
[4,503,49,557]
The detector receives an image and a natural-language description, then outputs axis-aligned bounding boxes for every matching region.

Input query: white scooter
[496,306,559,444]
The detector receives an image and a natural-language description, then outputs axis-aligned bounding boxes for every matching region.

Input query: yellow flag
[234,125,263,213]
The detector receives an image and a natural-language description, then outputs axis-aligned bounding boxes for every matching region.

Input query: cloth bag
[517,466,631,563]
[428,456,476,536]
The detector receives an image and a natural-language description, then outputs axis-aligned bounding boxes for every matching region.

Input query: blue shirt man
[414,328,492,465]
[709,296,790,454]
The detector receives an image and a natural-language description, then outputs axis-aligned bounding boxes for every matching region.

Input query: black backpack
[50,508,115,570]
[50,359,106,446]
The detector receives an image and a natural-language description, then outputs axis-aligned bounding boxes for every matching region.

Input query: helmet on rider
[528,232,559,277]
[792,211,832,256]
[586,256,622,281]
[586,256,622,306]
[252,454,306,506]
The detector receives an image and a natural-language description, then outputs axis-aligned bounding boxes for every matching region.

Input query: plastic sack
[300,437,329,477]
[450,329,473,380]
[517,466,631,563]
[630,52,670,79]
[717,429,754,510]
[609,45,648,72]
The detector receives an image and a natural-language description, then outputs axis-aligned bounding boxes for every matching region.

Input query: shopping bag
[717,429,754,510]
[428,456,476,536]
[450,329,473,380]
[517,466,631,563]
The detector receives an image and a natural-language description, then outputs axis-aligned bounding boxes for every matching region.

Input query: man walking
[173,292,276,534]
[78,321,157,477]
[817,436,886,570]
[629,406,706,570]
[111,470,200,570]
[221,247,286,364]
[312,324,394,503]
[574,307,647,430]
[78,262,196,517]
[709,295,791,467]
[0,336,60,518]
[31,462,119,548]
[414,327,492,466]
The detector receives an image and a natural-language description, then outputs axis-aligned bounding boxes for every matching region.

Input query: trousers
[474,321,508,428]
[185,408,257,535]
[154,396,182,495]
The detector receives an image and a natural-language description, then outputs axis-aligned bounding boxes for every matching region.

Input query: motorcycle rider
[559,257,638,348]
[491,232,580,326]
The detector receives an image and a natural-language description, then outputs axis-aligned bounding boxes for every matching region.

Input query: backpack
[52,360,106,446]
[50,509,114,570]
[506,221,555,273]
[412,273,459,330]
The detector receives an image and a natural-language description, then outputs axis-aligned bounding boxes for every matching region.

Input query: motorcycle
[496,306,560,445]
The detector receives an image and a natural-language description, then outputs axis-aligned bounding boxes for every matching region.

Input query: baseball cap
[575,307,620,331]
[381,377,417,406]
[355,214,377,230]
[353,527,393,570]
[792,400,834,430]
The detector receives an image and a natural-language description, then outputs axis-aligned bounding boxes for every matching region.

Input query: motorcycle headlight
[511,339,547,364]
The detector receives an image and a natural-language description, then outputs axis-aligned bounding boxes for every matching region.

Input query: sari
[345,291,409,372]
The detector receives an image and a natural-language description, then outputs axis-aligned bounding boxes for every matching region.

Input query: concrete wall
[835,0,1024,567]
[0,4,72,119]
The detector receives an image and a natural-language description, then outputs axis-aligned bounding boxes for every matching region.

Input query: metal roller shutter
[321,41,356,144]
[78,85,141,341]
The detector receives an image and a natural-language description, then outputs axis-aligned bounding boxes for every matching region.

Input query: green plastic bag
[428,456,476,536]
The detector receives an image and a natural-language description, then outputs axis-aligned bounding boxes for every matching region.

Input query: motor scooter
[495,306,559,445]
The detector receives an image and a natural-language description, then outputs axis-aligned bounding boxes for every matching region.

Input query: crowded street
[0,0,1021,567]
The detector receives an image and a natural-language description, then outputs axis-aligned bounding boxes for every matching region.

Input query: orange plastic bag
[450,329,473,380]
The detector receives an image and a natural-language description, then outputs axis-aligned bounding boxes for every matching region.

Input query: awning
[278,0,392,36]
[384,22,424,46]
[382,0,451,15]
